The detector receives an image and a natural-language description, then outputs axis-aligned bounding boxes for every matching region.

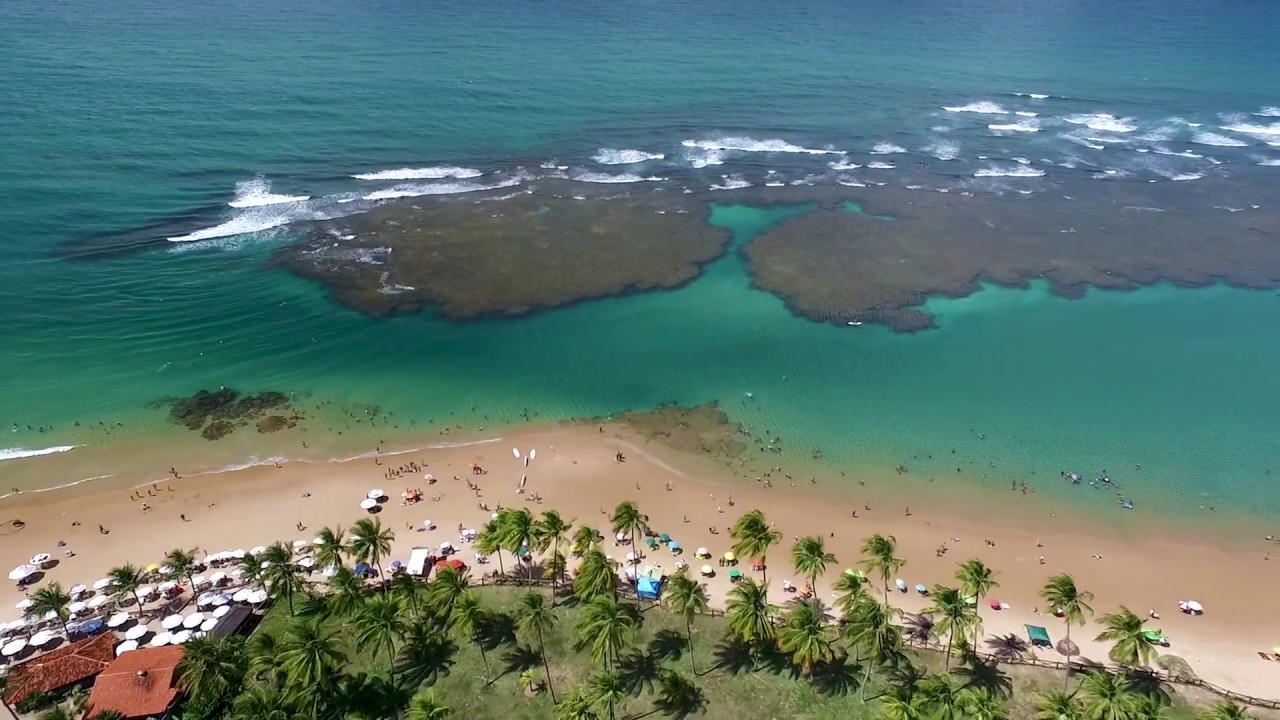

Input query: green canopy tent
[1025,624,1052,649]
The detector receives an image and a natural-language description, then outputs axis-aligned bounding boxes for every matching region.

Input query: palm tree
[860,534,905,605]
[37,708,71,720]
[164,548,201,598]
[354,593,407,679]
[777,599,837,677]
[571,525,601,556]
[730,510,782,600]
[575,595,639,669]
[663,571,710,674]
[25,583,73,637]
[229,685,304,720]
[313,526,347,571]
[262,543,305,615]
[1095,606,1156,669]
[348,517,394,587]
[832,569,871,619]
[395,623,458,688]
[574,549,617,603]
[246,631,287,688]
[962,689,1009,720]
[425,565,469,621]
[725,577,774,648]
[238,553,268,589]
[879,694,921,720]
[654,670,706,719]
[175,635,248,709]
[610,501,648,589]
[535,510,573,601]
[790,535,836,606]
[557,689,602,720]
[448,590,491,680]
[390,572,423,617]
[476,520,507,579]
[587,669,628,720]
[956,558,998,647]
[924,585,975,669]
[321,565,367,619]
[916,674,968,720]
[1036,690,1083,720]
[406,690,453,720]
[1041,573,1094,691]
[87,711,125,720]
[107,563,146,613]
[1077,671,1143,720]
[1199,701,1253,720]
[498,508,539,585]
[515,591,558,702]
[279,619,345,717]
[846,595,902,667]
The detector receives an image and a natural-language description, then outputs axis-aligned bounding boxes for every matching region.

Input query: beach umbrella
[1186,600,1204,614]
[209,593,230,606]
[212,605,231,618]
[149,632,172,647]
[68,601,87,615]
[69,584,88,598]
[30,630,58,647]
[298,557,315,569]
[8,565,37,582]
[728,569,743,580]
[137,585,155,598]
[669,541,682,553]
[209,571,227,585]
[159,564,174,575]
[2,638,28,656]
[230,567,246,578]
[93,577,113,590]
[183,612,205,629]
[753,560,766,571]
[423,520,435,530]
[115,640,138,655]
[231,588,251,603]
[625,552,638,563]
[159,581,180,594]
[292,539,310,550]
[367,488,384,499]
[1056,638,1080,657]
[700,565,714,576]
[145,563,160,573]
[247,589,268,604]
[161,614,183,630]
[87,594,110,609]
[29,553,51,565]
[915,584,928,595]
[195,593,215,607]
[231,549,246,559]
[188,576,205,589]
[106,612,130,628]
[623,566,638,580]
[615,532,629,543]
[645,537,658,549]
[659,533,671,544]
[200,618,218,632]
[512,447,520,458]
[249,546,267,556]
[359,498,377,511]
[722,552,736,563]
[41,610,58,622]
[695,547,709,558]
[15,598,34,610]
[124,625,149,641]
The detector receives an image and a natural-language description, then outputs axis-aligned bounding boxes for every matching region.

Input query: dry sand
[2,422,1279,699]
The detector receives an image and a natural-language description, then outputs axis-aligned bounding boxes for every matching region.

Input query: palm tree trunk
[477,640,490,680]
[761,556,769,603]
[538,627,557,703]
[686,616,697,675]
[944,627,954,670]
[132,590,143,615]
[387,637,397,680]
[1062,623,1072,693]
[551,537,560,605]
[495,549,505,579]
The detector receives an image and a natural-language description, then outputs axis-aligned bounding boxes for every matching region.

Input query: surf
[0,445,77,461]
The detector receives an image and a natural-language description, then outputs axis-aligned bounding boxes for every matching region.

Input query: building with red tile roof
[1,632,116,706]
[85,646,185,720]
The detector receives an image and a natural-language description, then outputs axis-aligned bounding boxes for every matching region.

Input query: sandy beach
[3,420,1279,699]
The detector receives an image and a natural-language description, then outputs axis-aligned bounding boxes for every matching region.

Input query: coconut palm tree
[1095,606,1156,669]
[246,631,287,689]
[654,670,706,719]
[1036,690,1083,720]
[832,569,871,619]
[777,599,837,677]
[915,674,968,720]
[879,694,922,720]
[574,549,617,603]
[498,508,539,585]
[663,571,710,674]
[962,689,1009,720]
[229,685,304,720]
[924,585,975,669]
[571,525,601,556]
[389,572,422,618]
[515,591,558,702]
[791,535,836,607]
[535,510,573,601]
[860,534,905,605]
[322,565,367,619]
[1199,701,1253,720]
[279,619,345,716]
[107,563,146,614]
[475,520,506,579]
[610,501,648,585]
[313,526,346,571]
[1077,671,1143,720]
[556,689,602,720]
[238,553,268,589]
[725,577,774,648]
[354,593,407,679]
[395,623,458,688]
[262,543,305,615]
[575,595,639,669]
[426,565,469,622]
[1041,573,1094,691]
[164,548,201,598]
[730,510,782,600]
[587,669,628,720]
[846,595,902,667]
[406,690,453,720]
[87,711,125,720]
[956,558,998,647]
[25,583,73,637]
[448,590,491,680]
[175,635,248,709]
[348,517,394,588]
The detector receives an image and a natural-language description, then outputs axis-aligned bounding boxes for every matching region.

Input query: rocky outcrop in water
[157,388,299,440]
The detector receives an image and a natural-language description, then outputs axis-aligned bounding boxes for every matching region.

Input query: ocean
[1,0,1279,521]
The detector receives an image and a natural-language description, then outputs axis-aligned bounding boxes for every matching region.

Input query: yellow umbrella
[723,552,736,562]
[145,564,160,573]
[1274,647,1280,656]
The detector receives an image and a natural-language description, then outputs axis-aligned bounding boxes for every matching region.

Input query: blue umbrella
[354,562,371,577]
[915,584,928,595]
[668,541,682,552]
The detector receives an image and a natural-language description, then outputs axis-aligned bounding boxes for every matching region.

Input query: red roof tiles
[85,646,185,720]
[2,632,116,705]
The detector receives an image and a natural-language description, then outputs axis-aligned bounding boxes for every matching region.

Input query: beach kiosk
[1025,624,1052,649]
[636,576,662,601]
[406,547,432,577]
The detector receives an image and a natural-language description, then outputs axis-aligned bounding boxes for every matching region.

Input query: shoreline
[3,420,1280,698]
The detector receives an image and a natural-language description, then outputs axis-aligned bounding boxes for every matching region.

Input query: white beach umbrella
[209,593,231,606]
[3,638,29,656]
[149,632,172,647]
[232,549,246,559]
[29,553,51,565]
[41,610,58,622]
[106,612,130,628]
[69,584,88,598]
[625,552,638,563]
[695,547,709,558]
[247,589,268,604]
[212,605,231,618]
[1187,600,1204,613]
[231,589,251,603]
[159,581,180,594]
[512,447,521,458]
[87,595,110,609]
[161,614,183,630]
[209,571,227,585]
[200,618,218,632]
[115,639,138,655]
[3,618,28,632]
[124,625,149,641]
[623,566,638,580]
[423,519,435,530]
[189,576,206,588]
[298,557,315,569]
[700,565,714,576]
[615,532,628,543]
[30,630,58,647]
[230,567,245,578]
[67,601,87,615]
[183,612,205,629]
[15,598,34,610]
[172,630,193,644]
[292,539,310,550]
[367,488,384,499]
[196,593,216,607]
[93,577,114,590]
[249,546,267,556]
[312,535,326,545]
[8,565,37,582]
[360,498,378,510]
[137,585,155,598]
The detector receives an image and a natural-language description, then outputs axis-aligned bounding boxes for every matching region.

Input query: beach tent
[1025,624,1052,648]
[407,547,432,577]
[637,576,662,600]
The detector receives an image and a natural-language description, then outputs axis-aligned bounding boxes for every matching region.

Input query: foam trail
[923,140,960,160]
[362,176,523,200]
[681,137,840,155]
[0,445,77,461]
[1065,114,1137,133]
[710,174,752,190]
[592,148,665,165]
[1153,148,1203,159]
[570,171,663,184]
[1013,92,1051,99]
[1258,158,1280,167]
[227,178,310,208]
[988,119,1040,133]
[1192,131,1248,147]
[974,165,1045,178]
[828,159,862,170]
[870,141,906,155]
[1170,173,1203,181]
[1221,121,1280,138]
[866,161,895,169]
[353,167,483,181]
[942,101,1008,114]
[168,214,293,243]
[1014,111,1039,117]
[1258,107,1280,117]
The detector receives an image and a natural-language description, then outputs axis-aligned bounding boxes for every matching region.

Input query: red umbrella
[989,599,1002,610]
[752,560,766,571]
[433,558,467,572]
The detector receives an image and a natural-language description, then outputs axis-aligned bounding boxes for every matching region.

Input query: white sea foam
[0,445,77,462]
[1065,114,1137,133]
[973,165,1044,178]
[710,174,752,191]
[828,159,862,170]
[352,166,483,181]
[168,213,294,243]
[1013,157,1031,164]
[361,176,522,200]
[866,161,895,169]
[1014,111,1039,118]
[923,139,960,160]
[1258,107,1280,117]
[870,141,906,155]
[592,148,666,165]
[685,147,727,168]
[1258,157,1280,167]
[943,101,1008,114]
[681,137,839,155]
[1170,173,1203,181]
[1153,147,1203,159]
[836,179,867,188]
[1221,121,1280,138]
[227,178,310,208]
[1013,92,1051,99]
[570,171,663,184]
[1192,131,1247,147]
[988,119,1039,132]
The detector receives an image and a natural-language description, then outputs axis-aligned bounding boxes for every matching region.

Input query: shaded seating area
[1025,624,1052,649]
[1,632,116,708]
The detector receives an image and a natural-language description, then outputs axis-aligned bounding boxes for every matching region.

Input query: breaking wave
[924,140,960,160]
[0,445,77,461]
[592,148,666,165]
[352,166,483,181]
[1192,132,1248,147]
[569,171,663,184]
[227,178,310,208]
[361,177,522,200]
[866,161,895,169]
[828,159,862,170]
[1065,114,1137,133]
[943,101,1008,114]
[974,165,1045,178]
[681,137,840,155]
[988,119,1040,133]
[870,142,907,155]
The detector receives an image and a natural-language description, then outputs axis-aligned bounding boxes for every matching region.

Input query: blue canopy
[637,576,662,599]
[668,541,682,551]
[354,562,372,577]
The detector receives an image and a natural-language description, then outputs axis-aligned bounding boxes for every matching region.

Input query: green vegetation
[165,505,1270,720]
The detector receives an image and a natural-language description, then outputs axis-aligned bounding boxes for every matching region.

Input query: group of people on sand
[382,459,425,481]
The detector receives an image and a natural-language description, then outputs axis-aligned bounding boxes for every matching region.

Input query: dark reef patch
[733,179,1280,332]
[156,388,298,441]
[273,180,729,319]
[584,403,749,461]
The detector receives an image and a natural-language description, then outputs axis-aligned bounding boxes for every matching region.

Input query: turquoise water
[2,0,1280,520]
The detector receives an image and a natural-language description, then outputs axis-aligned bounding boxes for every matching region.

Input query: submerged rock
[160,388,296,440]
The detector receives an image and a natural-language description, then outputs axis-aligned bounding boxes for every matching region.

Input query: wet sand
[2,422,1279,699]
